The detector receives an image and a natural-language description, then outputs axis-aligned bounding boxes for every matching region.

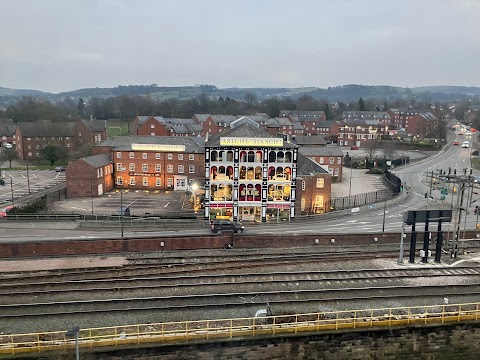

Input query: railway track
[1,266,479,297]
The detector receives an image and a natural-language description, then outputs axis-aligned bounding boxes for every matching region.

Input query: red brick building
[338,119,386,148]
[75,119,107,146]
[0,118,16,147]
[66,154,114,197]
[298,147,344,180]
[133,116,169,136]
[14,120,76,160]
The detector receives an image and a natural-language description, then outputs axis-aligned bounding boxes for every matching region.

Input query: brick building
[204,117,300,223]
[14,120,76,160]
[298,147,344,180]
[133,116,169,136]
[0,119,16,147]
[75,119,107,146]
[103,136,205,191]
[338,119,386,148]
[342,111,391,126]
[66,154,114,197]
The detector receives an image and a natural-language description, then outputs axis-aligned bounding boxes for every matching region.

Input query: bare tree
[381,141,397,161]
[364,139,379,160]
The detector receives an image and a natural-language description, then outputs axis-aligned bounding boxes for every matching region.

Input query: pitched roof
[297,153,330,175]
[343,119,384,127]
[316,120,343,129]
[80,119,106,132]
[193,114,212,123]
[97,136,204,153]
[205,121,296,148]
[342,111,391,120]
[298,146,344,157]
[294,135,327,146]
[280,110,326,118]
[0,118,16,136]
[17,120,75,137]
[81,153,112,168]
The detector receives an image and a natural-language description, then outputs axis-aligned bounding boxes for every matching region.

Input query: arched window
[268,166,275,180]
[226,184,233,200]
[268,151,276,163]
[267,184,275,201]
[254,184,261,201]
[211,151,218,162]
[226,151,234,162]
[283,184,291,201]
[284,167,292,180]
[285,151,292,163]
[275,185,283,201]
[247,151,255,162]
[246,184,255,201]
[240,151,247,162]
[277,151,285,163]
[239,184,246,201]
[239,166,247,180]
[226,166,233,180]
[255,151,263,162]
[211,184,217,201]
[247,166,255,180]
[218,184,226,201]
[254,166,262,180]
[210,166,217,179]
[218,151,224,162]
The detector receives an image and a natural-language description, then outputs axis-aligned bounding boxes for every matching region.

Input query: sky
[0,0,479,93]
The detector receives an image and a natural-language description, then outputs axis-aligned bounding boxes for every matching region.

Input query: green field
[106,120,130,137]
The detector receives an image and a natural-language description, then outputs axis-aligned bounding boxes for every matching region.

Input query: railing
[1,302,478,356]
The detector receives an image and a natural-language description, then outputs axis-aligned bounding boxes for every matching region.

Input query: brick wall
[40,322,480,360]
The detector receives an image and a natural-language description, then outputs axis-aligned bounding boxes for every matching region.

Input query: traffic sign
[440,195,446,201]
[441,189,448,195]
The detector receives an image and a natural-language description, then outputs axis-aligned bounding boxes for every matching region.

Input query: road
[1,127,479,240]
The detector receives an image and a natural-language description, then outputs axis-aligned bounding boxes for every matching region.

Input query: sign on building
[131,144,186,152]
[219,137,283,147]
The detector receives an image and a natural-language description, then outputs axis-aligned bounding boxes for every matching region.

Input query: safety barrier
[1,302,479,355]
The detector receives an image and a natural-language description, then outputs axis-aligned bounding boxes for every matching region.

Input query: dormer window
[151,124,155,128]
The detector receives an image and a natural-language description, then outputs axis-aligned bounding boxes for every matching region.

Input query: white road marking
[164,202,170,208]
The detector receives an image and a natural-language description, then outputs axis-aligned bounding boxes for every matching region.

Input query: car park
[210,220,244,233]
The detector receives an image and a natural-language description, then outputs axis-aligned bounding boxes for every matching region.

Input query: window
[337,157,342,164]
[301,198,305,211]
[178,154,183,160]
[167,153,173,160]
[155,178,161,187]
[116,177,123,185]
[319,157,324,164]
[150,124,155,128]
[178,165,184,173]
[129,152,134,159]
[117,152,122,158]
[129,163,135,171]
[142,164,148,172]
[167,178,173,187]
[129,177,135,185]
[142,153,148,159]
[155,153,161,159]
[117,163,124,171]
[302,181,305,191]
[155,164,161,172]
[316,178,325,188]
[167,165,173,173]
[143,177,148,186]
[329,157,334,165]
[189,154,194,160]
[315,195,324,208]
[189,165,195,173]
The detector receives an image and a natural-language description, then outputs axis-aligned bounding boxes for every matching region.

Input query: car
[462,141,470,148]
[458,132,464,135]
[471,128,477,133]
[3,142,12,149]
[55,166,66,172]
[453,141,460,145]
[0,205,14,218]
[350,145,359,150]
[210,220,244,233]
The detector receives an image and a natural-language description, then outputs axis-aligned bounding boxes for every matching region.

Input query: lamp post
[26,160,31,195]
[120,189,124,239]
[66,326,80,360]
[90,179,94,215]
[10,177,14,207]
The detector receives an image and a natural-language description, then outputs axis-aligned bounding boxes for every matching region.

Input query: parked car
[3,142,12,149]
[210,220,244,233]
[453,141,460,145]
[350,145,359,150]
[55,166,66,172]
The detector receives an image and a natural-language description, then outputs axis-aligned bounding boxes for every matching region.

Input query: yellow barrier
[0,302,479,356]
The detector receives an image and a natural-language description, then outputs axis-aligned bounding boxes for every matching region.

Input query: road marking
[164,202,170,208]
[346,220,357,223]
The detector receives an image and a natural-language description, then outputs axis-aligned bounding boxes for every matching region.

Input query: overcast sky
[1,0,479,93]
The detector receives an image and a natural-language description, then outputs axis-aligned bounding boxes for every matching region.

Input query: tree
[40,145,64,167]
[77,97,85,118]
[324,103,330,119]
[364,139,379,160]
[358,97,365,111]
[244,92,257,108]
[0,148,19,168]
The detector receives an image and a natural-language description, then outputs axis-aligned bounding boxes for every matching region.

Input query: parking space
[53,190,187,216]
[0,169,66,205]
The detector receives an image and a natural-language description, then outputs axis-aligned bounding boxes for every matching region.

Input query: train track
[1,266,479,297]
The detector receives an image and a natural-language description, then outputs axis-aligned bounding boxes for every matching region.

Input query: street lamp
[26,160,31,195]
[90,180,94,215]
[66,326,80,360]
[120,189,124,239]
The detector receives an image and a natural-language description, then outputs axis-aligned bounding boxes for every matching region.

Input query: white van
[3,143,12,148]
[462,141,470,148]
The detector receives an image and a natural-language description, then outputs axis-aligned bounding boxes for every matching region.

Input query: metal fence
[1,302,478,356]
